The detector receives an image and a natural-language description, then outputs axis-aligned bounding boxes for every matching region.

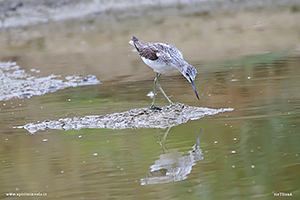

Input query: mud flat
[0,61,99,101]
[18,103,233,134]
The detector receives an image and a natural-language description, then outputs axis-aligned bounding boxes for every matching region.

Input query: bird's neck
[178,62,189,73]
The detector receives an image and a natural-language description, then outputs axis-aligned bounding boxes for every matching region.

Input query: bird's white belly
[141,57,176,74]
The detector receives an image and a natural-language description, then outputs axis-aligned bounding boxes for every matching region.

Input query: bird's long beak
[191,80,200,100]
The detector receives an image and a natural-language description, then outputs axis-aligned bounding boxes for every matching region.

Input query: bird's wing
[138,45,159,61]
[154,43,184,67]
[135,42,184,66]
[157,43,184,60]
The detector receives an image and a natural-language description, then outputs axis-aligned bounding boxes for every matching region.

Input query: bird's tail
[132,36,139,43]
[129,36,146,52]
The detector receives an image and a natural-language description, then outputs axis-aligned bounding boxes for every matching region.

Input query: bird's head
[180,65,200,100]
[181,65,197,83]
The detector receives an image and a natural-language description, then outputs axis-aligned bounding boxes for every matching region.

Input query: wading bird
[129,36,199,110]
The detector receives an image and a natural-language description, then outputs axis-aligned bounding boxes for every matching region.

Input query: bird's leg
[155,75,173,106]
[150,73,159,108]
[150,73,173,109]
[158,127,171,154]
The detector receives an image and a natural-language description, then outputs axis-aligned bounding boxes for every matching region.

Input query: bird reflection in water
[140,128,203,185]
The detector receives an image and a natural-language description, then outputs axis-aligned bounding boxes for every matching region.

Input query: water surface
[1,4,300,200]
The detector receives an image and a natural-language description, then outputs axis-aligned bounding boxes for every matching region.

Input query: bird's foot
[150,105,162,111]
[165,101,173,109]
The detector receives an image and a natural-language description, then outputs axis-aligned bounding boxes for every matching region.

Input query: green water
[1,5,300,199]
[1,54,299,199]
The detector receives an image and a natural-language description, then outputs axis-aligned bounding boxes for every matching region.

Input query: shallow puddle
[1,1,300,199]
